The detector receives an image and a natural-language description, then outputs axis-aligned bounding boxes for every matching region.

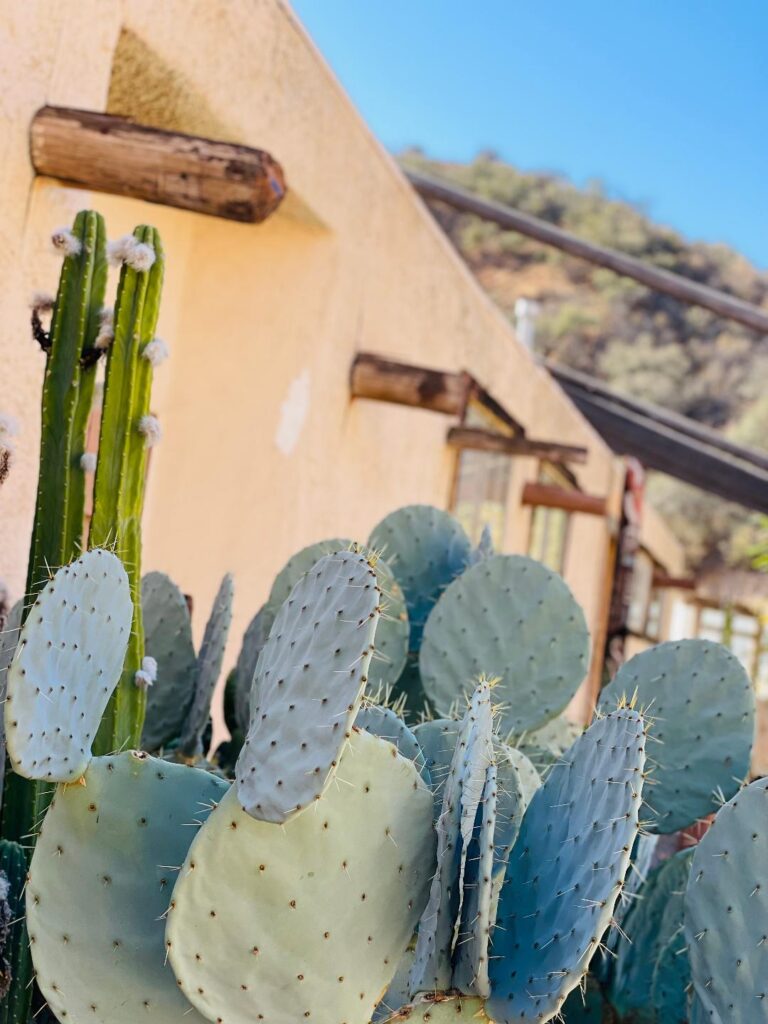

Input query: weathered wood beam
[652,572,697,591]
[30,106,286,223]
[407,169,768,335]
[350,353,470,416]
[448,426,588,464]
[522,482,607,517]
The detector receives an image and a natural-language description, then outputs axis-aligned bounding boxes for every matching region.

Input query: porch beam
[521,481,607,516]
[350,353,471,416]
[448,426,588,464]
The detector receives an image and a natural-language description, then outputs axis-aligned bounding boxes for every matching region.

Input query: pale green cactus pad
[141,572,197,751]
[685,778,768,1024]
[26,751,227,1024]
[599,639,754,833]
[355,703,430,783]
[521,710,582,754]
[559,976,611,1022]
[382,996,493,1021]
[498,743,540,809]
[608,848,693,1020]
[452,761,497,998]
[178,572,234,758]
[410,682,494,996]
[266,539,408,694]
[651,931,690,1024]
[413,718,461,819]
[488,708,646,1023]
[420,555,590,737]
[167,729,436,1024]
[369,505,471,651]
[235,550,380,823]
[373,948,415,1022]
[6,550,132,781]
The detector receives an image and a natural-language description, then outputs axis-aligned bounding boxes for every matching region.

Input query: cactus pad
[685,777,768,1024]
[373,949,415,1022]
[410,682,494,996]
[488,708,646,1022]
[369,505,471,650]
[355,704,430,783]
[6,550,132,781]
[141,572,197,751]
[599,639,754,833]
[651,932,690,1024]
[233,605,270,733]
[420,555,590,736]
[0,601,22,801]
[179,573,234,758]
[167,728,436,1024]
[608,848,693,1020]
[265,537,351,613]
[498,743,540,808]
[383,996,493,1021]
[412,718,461,819]
[27,751,227,1024]
[235,550,380,822]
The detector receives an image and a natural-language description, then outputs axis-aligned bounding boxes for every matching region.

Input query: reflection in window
[452,402,512,548]
[527,464,571,575]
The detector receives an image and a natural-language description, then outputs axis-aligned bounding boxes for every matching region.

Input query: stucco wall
[0,0,672,737]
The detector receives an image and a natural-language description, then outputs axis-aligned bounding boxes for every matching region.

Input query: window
[452,401,513,548]
[695,604,768,699]
[527,464,571,574]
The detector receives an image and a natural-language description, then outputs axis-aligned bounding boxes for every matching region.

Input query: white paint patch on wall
[274,368,311,455]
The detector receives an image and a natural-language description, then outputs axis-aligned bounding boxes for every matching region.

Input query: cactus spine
[91,226,164,754]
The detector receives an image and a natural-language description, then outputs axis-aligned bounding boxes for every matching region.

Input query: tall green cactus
[91,226,164,755]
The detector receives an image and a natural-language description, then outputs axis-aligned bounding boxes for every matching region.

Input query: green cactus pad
[412,718,461,819]
[233,606,270,734]
[265,537,352,613]
[498,743,540,809]
[369,505,471,651]
[410,682,494,996]
[141,572,197,751]
[608,848,693,1020]
[26,751,227,1024]
[267,540,408,694]
[599,639,754,833]
[0,840,30,1024]
[522,711,582,754]
[688,994,714,1023]
[6,550,132,781]
[382,996,493,1021]
[179,573,234,758]
[355,704,430,784]
[685,777,768,1024]
[167,728,436,1024]
[453,761,497,997]
[487,708,646,1023]
[373,949,415,1022]
[236,550,379,823]
[420,555,590,737]
[650,932,690,1024]
[559,977,612,1022]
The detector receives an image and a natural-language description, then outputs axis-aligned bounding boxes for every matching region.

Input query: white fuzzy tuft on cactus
[94,307,114,350]
[50,227,82,257]
[134,655,158,689]
[108,235,155,272]
[142,337,169,367]
[138,414,162,448]
[79,452,97,473]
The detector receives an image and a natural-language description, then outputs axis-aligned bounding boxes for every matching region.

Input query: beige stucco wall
[0,0,682,737]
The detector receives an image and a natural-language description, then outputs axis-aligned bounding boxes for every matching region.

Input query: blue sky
[292,1,768,267]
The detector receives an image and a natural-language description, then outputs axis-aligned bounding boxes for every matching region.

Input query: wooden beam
[522,482,607,517]
[448,426,588,464]
[652,572,697,591]
[549,364,768,514]
[350,353,470,416]
[30,106,286,223]
[407,169,768,335]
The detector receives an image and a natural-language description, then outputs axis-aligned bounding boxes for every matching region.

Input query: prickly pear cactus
[235,550,380,823]
[412,718,461,819]
[167,728,436,1024]
[650,931,690,1024]
[0,840,28,1024]
[0,602,21,806]
[369,505,471,651]
[608,848,693,1021]
[487,707,647,1023]
[232,605,270,733]
[264,537,351,614]
[409,681,494,996]
[599,639,754,833]
[497,742,540,808]
[26,752,226,1024]
[5,550,132,782]
[355,703,430,783]
[373,949,415,1022]
[178,573,233,759]
[685,777,768,1024]
[141,572,197,751]
[383,996,493,1021]
[420,555,590,737]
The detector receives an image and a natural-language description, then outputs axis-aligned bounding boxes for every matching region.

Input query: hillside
[400,150,768,569]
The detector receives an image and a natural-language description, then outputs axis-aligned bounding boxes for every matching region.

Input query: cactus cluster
[0,220,761,1024]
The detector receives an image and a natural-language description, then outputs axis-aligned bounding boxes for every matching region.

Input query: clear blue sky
[292,1,768,267]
